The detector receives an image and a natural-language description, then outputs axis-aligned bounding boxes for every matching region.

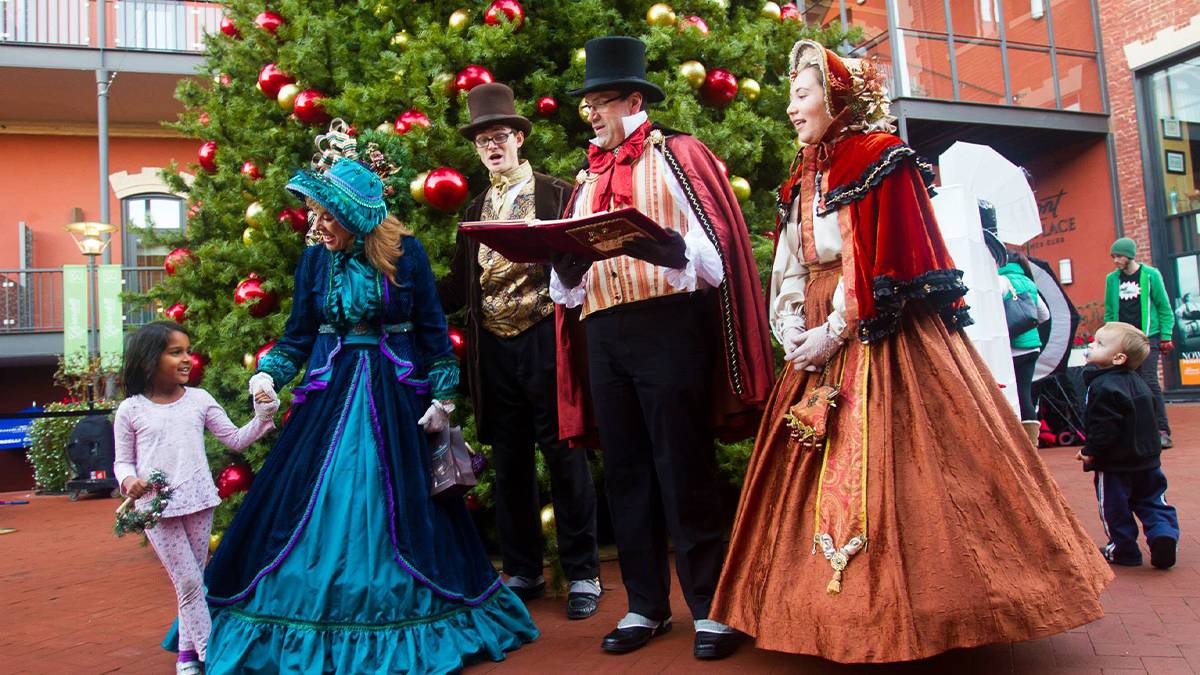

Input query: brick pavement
[2,405,1197,674]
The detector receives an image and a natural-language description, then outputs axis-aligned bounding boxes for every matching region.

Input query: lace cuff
[664,225,725,292]
[428,356,461,401]
[549,268,587,307]
[256,349,301,388]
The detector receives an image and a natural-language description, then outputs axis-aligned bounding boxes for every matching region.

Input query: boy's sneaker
[1100,545,1141,566]
[176,661,202,675]
[1149,536,1177,569]
[1160,431,1173,449]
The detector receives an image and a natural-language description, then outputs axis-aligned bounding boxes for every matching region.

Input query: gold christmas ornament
[243,352,255,370]
[410,171,429,204]
[242,227,257,246]
[209,532,223,553]
[577,98,592,123]
[741,77,761,101]
[761,1,782,20]
[244,201,266,228]
[376,121,395,134]
[540,504,556,532]
[646,3,676,27]
[730,175,751,202]
[276,83,300,111]
[679,60,707,89]
[390,30,409,49]
[448,9,471,31]
[572,47,587,67]
[431,72,455,96]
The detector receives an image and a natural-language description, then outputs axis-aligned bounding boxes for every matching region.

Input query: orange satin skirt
[710,263,1111,663]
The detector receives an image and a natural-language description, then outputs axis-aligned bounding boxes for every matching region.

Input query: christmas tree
[138,0,857,533]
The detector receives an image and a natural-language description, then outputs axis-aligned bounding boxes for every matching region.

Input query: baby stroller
[64,414,119,501]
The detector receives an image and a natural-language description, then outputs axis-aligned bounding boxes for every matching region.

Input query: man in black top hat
[550,36,773,660]
[439,82,602,620]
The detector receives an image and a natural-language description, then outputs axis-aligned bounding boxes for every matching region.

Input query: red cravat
[587,121,652,212]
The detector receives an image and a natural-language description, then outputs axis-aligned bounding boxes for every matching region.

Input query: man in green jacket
[1104,237,1175,447]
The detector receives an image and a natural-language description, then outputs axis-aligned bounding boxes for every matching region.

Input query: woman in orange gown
[708,40,1112,663]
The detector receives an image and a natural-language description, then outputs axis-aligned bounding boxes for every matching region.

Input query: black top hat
[567,36,665,103]
[458,82,533,140]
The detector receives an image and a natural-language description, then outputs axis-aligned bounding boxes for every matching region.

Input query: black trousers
[1012,351,1039,421]
[1136,338,1171,434]
[480,318,600,582]
[585,294,726,621]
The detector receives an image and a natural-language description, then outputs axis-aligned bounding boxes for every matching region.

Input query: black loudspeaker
[64,414,119,501]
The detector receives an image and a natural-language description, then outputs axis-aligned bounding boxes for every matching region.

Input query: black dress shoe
[694,630,742,660]
[507,580,545,603]
[601,620,671,654]
[567,591,600,620]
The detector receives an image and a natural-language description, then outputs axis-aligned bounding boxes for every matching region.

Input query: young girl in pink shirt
[114,322,277,674]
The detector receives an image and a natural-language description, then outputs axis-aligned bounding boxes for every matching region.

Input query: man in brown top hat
[438,82,602,620]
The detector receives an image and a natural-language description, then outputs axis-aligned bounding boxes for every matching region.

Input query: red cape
[777,132,970,343]
[556,130,774,445]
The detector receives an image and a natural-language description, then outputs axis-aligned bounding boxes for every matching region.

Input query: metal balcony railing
[0,0,224,53]
[0,265,165,335]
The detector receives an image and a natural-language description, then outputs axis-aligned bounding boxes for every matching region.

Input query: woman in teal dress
[199,156,537,673]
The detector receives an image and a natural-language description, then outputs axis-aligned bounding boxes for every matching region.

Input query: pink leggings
[145,508,214,661]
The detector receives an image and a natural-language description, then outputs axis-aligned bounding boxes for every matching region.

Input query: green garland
[113,470,174,537]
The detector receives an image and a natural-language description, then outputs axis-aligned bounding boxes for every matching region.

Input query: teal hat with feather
[286,118,398,239]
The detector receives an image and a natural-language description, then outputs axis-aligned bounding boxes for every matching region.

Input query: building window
[122,194,183,325]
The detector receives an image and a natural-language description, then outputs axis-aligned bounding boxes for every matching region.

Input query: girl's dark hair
[121,321,189,397]
[1008,250,1035,279]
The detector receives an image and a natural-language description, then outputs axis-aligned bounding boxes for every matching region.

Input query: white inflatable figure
[931,184,1020,415]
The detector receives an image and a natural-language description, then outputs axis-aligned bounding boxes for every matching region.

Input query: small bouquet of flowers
[113,470,173,537]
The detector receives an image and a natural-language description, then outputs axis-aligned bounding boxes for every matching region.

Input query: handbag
[430,426,477,499]
[784,353,845,451]
[1004,290,1039,335]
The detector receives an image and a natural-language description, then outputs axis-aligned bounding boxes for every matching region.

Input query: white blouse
[768,190,849,344]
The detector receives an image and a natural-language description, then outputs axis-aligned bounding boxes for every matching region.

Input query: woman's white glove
[781,326,806,358]
[253,394,280,421]
[248,372,276,400]
[784,322,845,372]
[417,400,453,433]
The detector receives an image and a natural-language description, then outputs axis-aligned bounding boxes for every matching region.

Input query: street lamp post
[64,221,118,362]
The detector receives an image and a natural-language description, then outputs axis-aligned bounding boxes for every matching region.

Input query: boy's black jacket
[1081,365,1161,472]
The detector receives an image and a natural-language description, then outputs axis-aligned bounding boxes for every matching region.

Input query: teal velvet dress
[197,237,537,673]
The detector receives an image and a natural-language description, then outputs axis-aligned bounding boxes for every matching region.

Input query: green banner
[97,264,124,371]
[62,265,89,373]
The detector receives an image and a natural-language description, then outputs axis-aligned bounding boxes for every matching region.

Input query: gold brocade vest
[574,133,692,318]
[477,179,554,337]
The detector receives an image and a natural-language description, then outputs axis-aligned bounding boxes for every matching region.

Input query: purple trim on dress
[363,367,501,606]
[291,339,343,405]
[378,336,432,395]
[208,354,367,607]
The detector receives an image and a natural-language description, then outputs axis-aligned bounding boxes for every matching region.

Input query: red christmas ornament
[465,493,481,511]
[680,15,710,35]
[257,63,295,99]
[240,160,262,181]
[447,325,467,360]
[764,230,778,242]
[198,112,210,126]
[198,141,218,173]
[394,108,431,134]
[279,206,310,234]
[293,89,331,126]
[217,73,232,87]
[165,303,188,323]
[535,96,558,117]
[187,200,202,219]
[218,16,240,38]
[254,340,277,369]
[253,10,284,35]
[186,353,208,387]
[216,462,254,499]
[234,274,279,318]
[423,168,470,211]
[780,3,801,21]
[453,65,494,95]
[484,0,525,30]
[701,68,739,108]
[164,248,195,275]
[281,407,292,426]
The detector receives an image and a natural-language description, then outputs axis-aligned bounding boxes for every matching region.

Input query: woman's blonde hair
[307,198,412,285]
